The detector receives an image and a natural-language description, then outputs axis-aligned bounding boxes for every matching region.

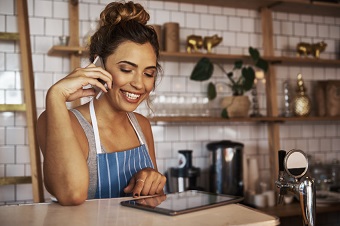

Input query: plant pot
[220,96,250,118]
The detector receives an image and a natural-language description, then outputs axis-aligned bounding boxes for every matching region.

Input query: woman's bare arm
[37,65,112,205]
[37,89,89,206]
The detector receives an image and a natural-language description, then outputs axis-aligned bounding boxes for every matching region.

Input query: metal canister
[207,140,244,196]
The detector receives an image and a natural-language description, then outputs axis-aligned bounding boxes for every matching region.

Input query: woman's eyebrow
[118,60,137,67]
[118,60,157,70]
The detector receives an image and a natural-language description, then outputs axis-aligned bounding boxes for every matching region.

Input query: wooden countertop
[0,197,279,226]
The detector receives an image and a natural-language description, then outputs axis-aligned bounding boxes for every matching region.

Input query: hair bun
[99,1,149,27]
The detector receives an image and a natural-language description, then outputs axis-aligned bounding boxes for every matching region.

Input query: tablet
[120,190,244,216]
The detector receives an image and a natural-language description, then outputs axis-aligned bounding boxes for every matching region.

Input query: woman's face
[104,41,157,112]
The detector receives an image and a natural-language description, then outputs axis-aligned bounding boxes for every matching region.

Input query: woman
[37,1,166,206]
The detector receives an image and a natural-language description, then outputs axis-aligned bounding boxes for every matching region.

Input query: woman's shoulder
[131,112,151,128]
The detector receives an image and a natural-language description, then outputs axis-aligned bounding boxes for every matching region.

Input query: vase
[164,22,179,52]
[292,73,311,117]
[220,96,251,118]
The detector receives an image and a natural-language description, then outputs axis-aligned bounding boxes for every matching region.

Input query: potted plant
[190,47,268,118]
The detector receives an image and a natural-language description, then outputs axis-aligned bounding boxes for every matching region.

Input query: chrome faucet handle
[275,149,316,226]
[299,177,316,226]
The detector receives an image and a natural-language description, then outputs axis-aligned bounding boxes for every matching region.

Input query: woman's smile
[121,90,142,102]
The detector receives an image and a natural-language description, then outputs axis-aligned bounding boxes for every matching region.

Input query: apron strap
[90,99,103,154]
[126,112,144,145]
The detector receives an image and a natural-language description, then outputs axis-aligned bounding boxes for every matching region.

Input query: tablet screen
[120,190,243,216]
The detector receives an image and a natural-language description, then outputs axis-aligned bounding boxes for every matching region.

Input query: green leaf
[241,67,255,91]
[207,82,217,100]
[249,47,260,62]
[221,108,229,118]
[234,60,243,69]
[190,57,214,81]
[255,58,269,73]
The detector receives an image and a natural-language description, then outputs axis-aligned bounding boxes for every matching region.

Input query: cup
[263,190,276,207]
[284,195,294,204]
[254,194,267,208]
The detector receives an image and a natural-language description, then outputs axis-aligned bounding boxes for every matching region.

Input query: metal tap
[275,149,316,226]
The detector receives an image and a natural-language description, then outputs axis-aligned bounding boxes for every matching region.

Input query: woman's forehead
[109,41,156,65]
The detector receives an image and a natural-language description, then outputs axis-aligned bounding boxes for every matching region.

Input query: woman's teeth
[123,91,140,100]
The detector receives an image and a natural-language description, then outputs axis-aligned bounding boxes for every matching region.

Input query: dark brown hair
[88,1,161,86]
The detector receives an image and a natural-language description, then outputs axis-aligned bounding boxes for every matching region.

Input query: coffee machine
[167,150,202,193]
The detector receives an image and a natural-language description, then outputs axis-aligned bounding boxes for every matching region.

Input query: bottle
[292,73,312,116]
[282,80,293,117]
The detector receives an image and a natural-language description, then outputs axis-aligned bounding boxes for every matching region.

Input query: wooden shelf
[148,116,340,123]
[0,176,32,185]
[47,46,340,67]
[0,104,26,112]
[160,0,340,17]
[47,45,88,56]
[266,56,340,67]
[0,32,19,41]
[258,202,340,218]
[159,51,253,63]
[161,52,340,67]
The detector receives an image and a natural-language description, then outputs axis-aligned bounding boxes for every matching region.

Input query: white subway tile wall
[0,0,339,204]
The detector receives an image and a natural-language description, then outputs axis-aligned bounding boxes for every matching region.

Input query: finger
[140,178,152,196]
[123,177,136,194]
[156,182,166,194]
[79,70,112,90]
[71,67,112,89]
[66,68,112,91]
[132,178,147,197]
[85,65,112,89]
[156,176,167,194]
[80,88,96,97]
[148,174,166,195]
[79,77,109,93]
[146,178,159,195]
[66,88,96,102]
[84,66,112,80]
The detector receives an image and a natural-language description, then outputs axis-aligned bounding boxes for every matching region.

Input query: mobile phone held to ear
[93,56,107,99]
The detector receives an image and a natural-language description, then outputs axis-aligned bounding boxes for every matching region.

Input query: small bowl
[59,36,70,46]
[284,195,294,204]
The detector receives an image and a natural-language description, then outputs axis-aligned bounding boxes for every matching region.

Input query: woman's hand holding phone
[49,56,112,102]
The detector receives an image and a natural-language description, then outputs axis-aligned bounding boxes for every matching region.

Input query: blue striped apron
[89,99,154,198]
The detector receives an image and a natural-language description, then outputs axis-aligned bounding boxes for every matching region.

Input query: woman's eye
[120,68,131,73]
[144,71,156,78]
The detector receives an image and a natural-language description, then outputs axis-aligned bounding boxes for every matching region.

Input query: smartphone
[93,56,107,99]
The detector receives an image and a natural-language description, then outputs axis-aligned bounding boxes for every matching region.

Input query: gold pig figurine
[186,35,203,53]
[203,34,223,53]
[296,41,327,58]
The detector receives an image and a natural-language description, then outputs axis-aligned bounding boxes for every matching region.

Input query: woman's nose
[130,74,143,89]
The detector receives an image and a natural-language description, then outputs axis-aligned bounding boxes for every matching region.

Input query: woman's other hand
[123,168,166,197]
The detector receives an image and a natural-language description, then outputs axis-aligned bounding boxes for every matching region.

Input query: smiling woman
[36,1,166,206]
